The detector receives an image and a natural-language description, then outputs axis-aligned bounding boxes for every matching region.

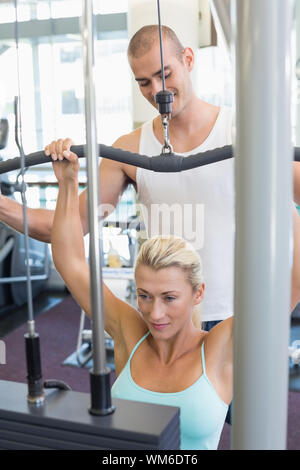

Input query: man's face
[129,39,194,118]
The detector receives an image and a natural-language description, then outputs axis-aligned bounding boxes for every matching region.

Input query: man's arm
[78,130,140,234]
[0,196,54,243]
[79,155,132,235]
[0,132,139,242]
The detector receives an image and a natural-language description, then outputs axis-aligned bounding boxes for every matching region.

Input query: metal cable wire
[157,0,166,90]
[14,0,35,334]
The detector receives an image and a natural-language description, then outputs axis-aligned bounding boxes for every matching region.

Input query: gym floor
[0,287,69,338]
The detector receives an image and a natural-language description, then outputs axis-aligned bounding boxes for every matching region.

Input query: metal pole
[233,0,293,449]
[82,0,114,415]
[209,0,231,52]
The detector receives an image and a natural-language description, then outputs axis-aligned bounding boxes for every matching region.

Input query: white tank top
[136,107,234,321]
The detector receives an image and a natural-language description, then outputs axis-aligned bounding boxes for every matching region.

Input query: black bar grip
[0,144,152,175]
[0,144,299,176]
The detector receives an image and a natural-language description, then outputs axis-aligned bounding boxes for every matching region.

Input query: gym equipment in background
[0,123,49,312]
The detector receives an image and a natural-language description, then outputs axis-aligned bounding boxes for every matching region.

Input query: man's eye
[139,81,149,87]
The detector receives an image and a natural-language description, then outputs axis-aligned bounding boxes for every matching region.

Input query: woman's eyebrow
[161,290,179,295]
[137,288,179,295]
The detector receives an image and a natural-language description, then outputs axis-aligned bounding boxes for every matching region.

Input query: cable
[14,0,45,406]
[155,0,174,154]
[14,1,34,334]
[157,0,166,91]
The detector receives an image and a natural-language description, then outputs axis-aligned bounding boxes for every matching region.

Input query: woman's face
[135,265,204,338]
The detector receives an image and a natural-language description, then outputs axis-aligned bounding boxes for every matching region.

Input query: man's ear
[182,47,195,71]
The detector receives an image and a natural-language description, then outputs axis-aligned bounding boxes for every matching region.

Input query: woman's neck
[148,323,203,366]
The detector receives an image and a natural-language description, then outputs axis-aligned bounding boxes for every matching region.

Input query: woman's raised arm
[50,151,133,339]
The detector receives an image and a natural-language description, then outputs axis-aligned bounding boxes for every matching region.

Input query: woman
[51,150,300,450]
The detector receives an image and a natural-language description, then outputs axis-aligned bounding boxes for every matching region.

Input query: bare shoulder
[205,317,233,347]
[104,282,146,346]
[204,317,233,368]
[112,298,148,374]
[113,128,141,153]
[118,298,148,342]
[203,318,234,404]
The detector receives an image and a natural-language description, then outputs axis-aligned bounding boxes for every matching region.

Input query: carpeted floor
[0,295,299,450]
[0,296,91,393]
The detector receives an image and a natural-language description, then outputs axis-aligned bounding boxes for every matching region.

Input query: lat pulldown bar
[0,144,299,175]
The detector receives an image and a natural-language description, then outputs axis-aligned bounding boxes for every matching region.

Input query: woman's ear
[194,283,205,305]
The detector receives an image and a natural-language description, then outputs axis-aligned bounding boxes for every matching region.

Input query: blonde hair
[134,236,204,328]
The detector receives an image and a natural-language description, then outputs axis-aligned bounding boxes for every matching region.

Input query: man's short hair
[128,25,185,62]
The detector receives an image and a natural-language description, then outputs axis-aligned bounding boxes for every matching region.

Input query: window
[0,1,131,176]
[0,0,134,232]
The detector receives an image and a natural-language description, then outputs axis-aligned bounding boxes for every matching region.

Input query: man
[0,25,297,328]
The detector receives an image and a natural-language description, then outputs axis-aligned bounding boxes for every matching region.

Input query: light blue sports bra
[111,332,228,450]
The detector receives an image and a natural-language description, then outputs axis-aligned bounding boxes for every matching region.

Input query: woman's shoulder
[201,318,233,404]
[204,317,233,348]
[117,301,149,354]
[203,317,233,373]
[113,304,149,374]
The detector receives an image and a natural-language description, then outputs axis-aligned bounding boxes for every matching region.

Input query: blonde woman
[51,151,300,450]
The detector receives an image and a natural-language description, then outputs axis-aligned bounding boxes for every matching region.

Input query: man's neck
[153,97,221,153]
[173,97,218,131]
